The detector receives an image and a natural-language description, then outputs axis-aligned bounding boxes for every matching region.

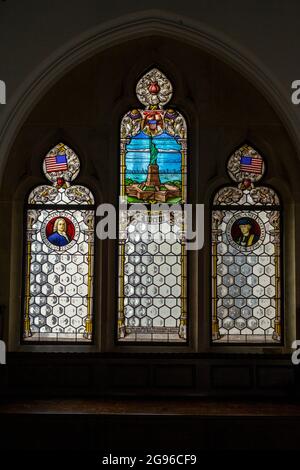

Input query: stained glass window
[212,143,281,344]
[23,143,95,342]
[118,69,187,342]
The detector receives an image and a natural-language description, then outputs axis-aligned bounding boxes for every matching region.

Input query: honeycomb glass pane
[212,207,281,343]
[118,210,186,342]
[24,208,94,342]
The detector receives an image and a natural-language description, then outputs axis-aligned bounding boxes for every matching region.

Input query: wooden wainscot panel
[211,366,253,390]
[153,365,196,389]
[110,365,150,388]
[257,366,295,390]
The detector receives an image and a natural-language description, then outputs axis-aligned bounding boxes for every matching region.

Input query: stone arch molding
[0,9,298,186]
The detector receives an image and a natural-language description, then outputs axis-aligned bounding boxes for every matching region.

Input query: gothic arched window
[212,144,281,344]
[118,69,187,342]
[23,143,95,343]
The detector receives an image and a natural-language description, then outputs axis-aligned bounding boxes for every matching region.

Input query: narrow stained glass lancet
[118,69,187,342]
[23,143,95,342]
[212,144,281,344]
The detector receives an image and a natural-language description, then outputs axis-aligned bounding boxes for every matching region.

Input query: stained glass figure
[118,69,187,342]
[121,69,187,205]
[212,144,281,343]
[23,143,95,342]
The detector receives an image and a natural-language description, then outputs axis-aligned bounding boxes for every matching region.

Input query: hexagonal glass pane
[119,208,186,342]
[212,201,281,343]
[23,198,95,343]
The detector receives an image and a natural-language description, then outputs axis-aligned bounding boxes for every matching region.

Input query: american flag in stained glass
[45,153,68,172]
[240,155,263,174]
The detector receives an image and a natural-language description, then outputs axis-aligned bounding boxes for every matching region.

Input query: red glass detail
[148,81,160,94]
[56,177,65,188]
[242,178,252,189]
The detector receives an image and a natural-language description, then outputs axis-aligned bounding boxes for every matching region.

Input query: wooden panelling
[110,365,150,388]
[211,366,253,389]
[257,366,295,389]
[153,365,196,389]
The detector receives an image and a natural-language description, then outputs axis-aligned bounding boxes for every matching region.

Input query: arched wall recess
[0,9,299,189]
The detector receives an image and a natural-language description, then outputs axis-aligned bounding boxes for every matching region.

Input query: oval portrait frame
[226,212,265,252]
[41,211,79,251]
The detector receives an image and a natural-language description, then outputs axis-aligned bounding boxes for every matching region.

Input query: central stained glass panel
[118,69,187,342]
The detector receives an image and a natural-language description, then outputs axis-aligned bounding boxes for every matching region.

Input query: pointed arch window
[212,144,282,344]
[118,69,187,342]
[23,143,95,342]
